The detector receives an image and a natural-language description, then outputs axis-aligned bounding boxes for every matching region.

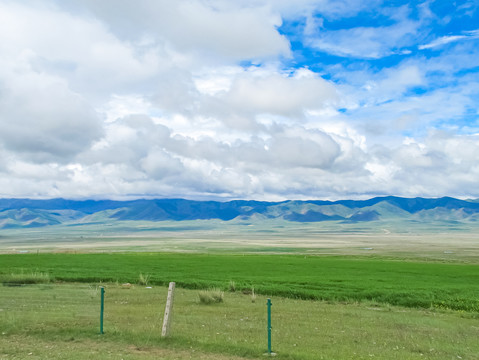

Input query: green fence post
[100,287,105,334]
[267,298,272,355]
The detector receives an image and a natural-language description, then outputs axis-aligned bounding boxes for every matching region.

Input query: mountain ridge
[1,196,478,229]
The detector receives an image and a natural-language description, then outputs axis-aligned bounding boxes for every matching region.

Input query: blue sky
[0,0,478,200]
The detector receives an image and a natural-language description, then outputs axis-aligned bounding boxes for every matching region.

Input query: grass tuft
[138,273,150,286]
[198,288,224,304]
[228,280,236,292]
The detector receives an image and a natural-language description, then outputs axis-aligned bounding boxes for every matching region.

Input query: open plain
[1,219,479,359]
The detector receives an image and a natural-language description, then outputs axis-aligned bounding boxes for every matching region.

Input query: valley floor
[2,219,479,262]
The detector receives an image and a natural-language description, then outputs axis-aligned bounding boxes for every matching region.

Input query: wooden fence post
[161,282,175,337]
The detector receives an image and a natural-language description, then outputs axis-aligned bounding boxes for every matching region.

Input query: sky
[0,0,478,201]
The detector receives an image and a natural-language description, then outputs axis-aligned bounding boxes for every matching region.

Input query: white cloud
[194,67,242,96]
[0,69,102,162]
[0,2,163,100]
[223,68,338,117]
[267,133,340,168]
[171,1,290,60]
[264,0,383,20]
[307,16,418,59]
[419,29,479,50]
[54,0,291,64]
[100,95,153,123]
[140,148,185,180]
[419,35,468,50]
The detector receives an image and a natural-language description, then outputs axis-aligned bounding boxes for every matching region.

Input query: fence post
[267,298,273,355]
[100,287,105,334]
[162,282,175,337]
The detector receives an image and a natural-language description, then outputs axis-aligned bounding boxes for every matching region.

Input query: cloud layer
[0,0,478,200]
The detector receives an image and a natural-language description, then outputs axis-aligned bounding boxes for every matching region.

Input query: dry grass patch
[198,288,224,304]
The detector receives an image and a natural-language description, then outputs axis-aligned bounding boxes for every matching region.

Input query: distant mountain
[0,196,479,229]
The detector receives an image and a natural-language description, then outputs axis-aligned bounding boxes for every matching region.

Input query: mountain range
[1,196,479,229]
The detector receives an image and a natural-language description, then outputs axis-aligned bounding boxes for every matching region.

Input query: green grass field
[2,252,479,359]
[1,253,479,311]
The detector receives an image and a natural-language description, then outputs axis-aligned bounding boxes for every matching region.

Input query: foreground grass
[1,253,479,311]
[1,283,478,359]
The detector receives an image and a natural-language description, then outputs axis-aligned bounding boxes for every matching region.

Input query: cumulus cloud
[0,0,478,200]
